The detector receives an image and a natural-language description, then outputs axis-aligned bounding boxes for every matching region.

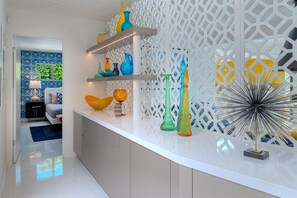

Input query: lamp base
[31,96,40,102]
[243,148,269,160]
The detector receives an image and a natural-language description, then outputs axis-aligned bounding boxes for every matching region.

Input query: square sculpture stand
[244,148,269,160]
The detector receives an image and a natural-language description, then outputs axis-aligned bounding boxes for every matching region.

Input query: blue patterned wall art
[21,50,63,118]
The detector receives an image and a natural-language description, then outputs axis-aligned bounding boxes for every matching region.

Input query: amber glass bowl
[85,95,113,110]
[113,89,127,102]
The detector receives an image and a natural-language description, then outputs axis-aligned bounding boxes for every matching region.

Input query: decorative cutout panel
[106,0,297,149]
[244,0,297,148]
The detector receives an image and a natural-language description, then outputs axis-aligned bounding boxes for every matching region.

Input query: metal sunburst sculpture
[216,73,297,160]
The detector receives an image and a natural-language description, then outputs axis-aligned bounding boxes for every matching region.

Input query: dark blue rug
[30,125,62,142]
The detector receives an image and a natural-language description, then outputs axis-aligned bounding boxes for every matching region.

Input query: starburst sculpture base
[244,148,269,160]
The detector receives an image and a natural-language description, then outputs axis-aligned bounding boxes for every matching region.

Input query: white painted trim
[0,168,6,198]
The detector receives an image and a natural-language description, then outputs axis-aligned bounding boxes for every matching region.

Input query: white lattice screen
[106,0,297,149]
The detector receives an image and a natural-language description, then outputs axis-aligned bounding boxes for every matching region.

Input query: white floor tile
[3,121,109,198]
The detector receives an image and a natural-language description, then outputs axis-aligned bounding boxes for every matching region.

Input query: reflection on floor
[36,156,63,180]
[3,121,109,198]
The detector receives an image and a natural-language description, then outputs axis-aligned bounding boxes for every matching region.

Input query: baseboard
[63,151,76,158]
[0,168,6,198]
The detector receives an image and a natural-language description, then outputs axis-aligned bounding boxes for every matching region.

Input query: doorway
[13,36,63,163]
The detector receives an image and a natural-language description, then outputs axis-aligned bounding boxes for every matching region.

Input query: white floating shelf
[86,27,158,54]
[87,75,157,82]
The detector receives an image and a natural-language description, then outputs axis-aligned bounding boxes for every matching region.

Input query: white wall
[0,0,6,196]
[5,8,107,165]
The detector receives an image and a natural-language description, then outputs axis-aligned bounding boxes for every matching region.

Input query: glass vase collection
[96,53,134,77]
[115,2,133,33]
[159,57,191,136]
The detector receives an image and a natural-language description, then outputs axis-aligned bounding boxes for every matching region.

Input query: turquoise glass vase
[121,11,133,31]
[120,53,133,75]
[176,55,186,129]
[160,74,175,131]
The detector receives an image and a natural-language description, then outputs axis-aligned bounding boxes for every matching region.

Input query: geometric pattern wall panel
[244,0,297,148]
[107,0,235,131]
[20,50,62,118]
[106,0,296,149]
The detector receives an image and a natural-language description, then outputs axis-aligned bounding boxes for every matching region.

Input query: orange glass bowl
[85,95,113,110]
[113,89,127,102]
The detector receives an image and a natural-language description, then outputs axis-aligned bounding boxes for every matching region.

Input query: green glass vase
[160,74,175,131]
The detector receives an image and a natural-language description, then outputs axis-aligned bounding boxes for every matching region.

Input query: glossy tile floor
[3,121,109,198]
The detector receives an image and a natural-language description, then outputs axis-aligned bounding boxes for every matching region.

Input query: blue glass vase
[120,53,133,75]
[121,11,133,31]
[112,63,120,76]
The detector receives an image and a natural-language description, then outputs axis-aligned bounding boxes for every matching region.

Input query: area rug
[30,125,62,142]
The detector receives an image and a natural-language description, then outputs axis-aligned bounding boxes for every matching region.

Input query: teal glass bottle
[160,74,175,131]
[176,55,186,129]
[94,63,103,78]
[112,63,120,76]
[121,11,133,31]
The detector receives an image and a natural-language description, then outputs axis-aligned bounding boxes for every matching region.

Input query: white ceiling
[15,36,63,52]
[7,0,134,21]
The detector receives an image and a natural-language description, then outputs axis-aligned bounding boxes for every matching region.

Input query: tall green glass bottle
[160,74,175,131]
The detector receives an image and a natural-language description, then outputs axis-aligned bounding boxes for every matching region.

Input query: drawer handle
[32,106,41,108]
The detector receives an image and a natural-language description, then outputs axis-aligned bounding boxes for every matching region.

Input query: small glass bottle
[112,63,120,76]
[105,57,111,70]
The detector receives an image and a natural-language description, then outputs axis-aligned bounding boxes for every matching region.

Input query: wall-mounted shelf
[86,27,157,54]
[87,75,157,82]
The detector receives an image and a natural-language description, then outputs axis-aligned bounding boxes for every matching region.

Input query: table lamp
[29,80,41,102]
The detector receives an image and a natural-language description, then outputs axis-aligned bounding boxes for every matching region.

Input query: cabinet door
[193,170,278,198]
[73,112,83,158]
[81,118,130,198]
[131,142,170,198]
[171,162,192,198]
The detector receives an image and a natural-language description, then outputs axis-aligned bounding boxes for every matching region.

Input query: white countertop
[73,108,297,198]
